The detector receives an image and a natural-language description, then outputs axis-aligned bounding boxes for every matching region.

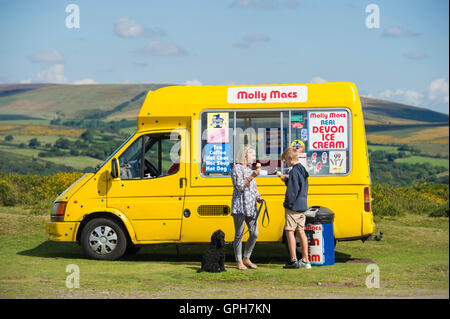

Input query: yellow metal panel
[132,220,182,241]
[46,222,79,242]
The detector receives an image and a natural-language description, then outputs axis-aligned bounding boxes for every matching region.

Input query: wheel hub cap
[89,226,118,255]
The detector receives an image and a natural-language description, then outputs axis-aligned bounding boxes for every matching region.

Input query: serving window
[200,109,350,177]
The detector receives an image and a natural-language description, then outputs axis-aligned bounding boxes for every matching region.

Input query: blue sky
[0,0,448,114]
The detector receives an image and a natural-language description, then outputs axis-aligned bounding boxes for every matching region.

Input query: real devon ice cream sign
[308,111,348,151]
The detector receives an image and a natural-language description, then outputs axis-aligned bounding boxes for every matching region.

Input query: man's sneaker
[283,259,299,269]
[299,260,312,269]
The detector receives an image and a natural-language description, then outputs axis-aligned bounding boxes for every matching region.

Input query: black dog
[197,229,226,273]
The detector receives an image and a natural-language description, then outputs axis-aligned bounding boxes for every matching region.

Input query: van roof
[138,82,360,123]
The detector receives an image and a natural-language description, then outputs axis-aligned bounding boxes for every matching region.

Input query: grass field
[395,156,449,169]
[368,145,399,152]
[0,207,448,299]
[0,84,164,120]
[0,143,102,170]
[366,126,449,145]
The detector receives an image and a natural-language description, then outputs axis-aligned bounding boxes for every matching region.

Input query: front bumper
[46,221,79,242]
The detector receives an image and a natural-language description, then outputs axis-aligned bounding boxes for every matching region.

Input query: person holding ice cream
[277,147,311,269]
[230,145,262,270]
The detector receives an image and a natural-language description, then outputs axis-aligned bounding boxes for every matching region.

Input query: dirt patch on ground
[4,284,448,299]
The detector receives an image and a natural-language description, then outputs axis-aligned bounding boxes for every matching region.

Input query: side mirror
[111,158,120,179]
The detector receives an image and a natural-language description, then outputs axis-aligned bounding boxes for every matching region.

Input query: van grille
[197,205,230,217]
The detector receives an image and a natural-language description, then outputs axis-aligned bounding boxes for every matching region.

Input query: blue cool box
[306,207,335,266]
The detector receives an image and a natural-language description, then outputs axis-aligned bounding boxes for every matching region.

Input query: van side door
[107,129,187,241]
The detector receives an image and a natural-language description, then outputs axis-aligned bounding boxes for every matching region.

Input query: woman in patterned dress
[231,145,262,270]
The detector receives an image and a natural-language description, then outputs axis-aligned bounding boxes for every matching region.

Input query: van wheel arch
[76,212,132,245]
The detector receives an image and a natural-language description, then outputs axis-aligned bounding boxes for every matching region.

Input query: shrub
[429,201,449,217]
[372,182,449,217]
[0,179,17,206]
[28,138,40,148]
[0,172,84,213]
[371,183,403,216]
[54,137,71,149]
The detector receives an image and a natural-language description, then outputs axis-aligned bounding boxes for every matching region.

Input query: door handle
[179,177,187,188]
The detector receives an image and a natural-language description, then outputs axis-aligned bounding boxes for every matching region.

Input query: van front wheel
[80,218,127,260]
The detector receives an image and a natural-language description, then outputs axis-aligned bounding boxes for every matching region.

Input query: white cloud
[230,0,276,9]
[378,89,424,106]
[135,41,186,56]
[233,33,271,49]
[371,79,449,114]
[382,26,420,38]
[29,50,64,64]
[230,0,298,9]
[428,78,449,104]
[243,34,271,42]
[114,17,166,38]
[73,78,96,85]
[34,64,67,84]
[404,51,427,60]
[184,79,202,86]
[114,18,144,38]
[311,76,327,83]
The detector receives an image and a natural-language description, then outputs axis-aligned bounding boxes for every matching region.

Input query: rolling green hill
[0,84,447,124]
[0,84,171,121]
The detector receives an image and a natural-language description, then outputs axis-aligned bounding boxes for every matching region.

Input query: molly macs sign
[228,86,308,104]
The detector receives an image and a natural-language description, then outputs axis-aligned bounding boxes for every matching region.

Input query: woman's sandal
[237,264,248,270]
[243,262,258,269]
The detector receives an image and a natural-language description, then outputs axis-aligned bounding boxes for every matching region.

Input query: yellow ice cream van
[46,82,375,260]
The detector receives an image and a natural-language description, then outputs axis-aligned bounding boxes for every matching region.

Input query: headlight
[51,202,67,222]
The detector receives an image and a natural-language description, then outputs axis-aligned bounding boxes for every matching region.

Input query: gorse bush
[0,179,17,206]
[372,182,449,217]
[429,201,449,217]
[0,172,84,214]
[372,183,403,216]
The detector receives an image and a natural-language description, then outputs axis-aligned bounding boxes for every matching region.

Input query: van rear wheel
[80,218,127,260]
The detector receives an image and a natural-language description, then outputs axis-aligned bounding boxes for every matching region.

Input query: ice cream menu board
[204,112,231,174]
[204,144,231,173]
[207,112,229,143]
[290,110,349,175]
[308,111,348,151]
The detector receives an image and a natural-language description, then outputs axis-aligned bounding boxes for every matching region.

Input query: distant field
[0,119,50,125]
[1,134,78,145]
[40,156,102,169]
[0,84,166,120]
[368,145,400,152]
[368,143,449,159]
[0,144,42,157]
[0,124,84,137]
[367,125,449,145]
[0,144,101,170]
[395,156,449,169]
[418,143,450,158]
